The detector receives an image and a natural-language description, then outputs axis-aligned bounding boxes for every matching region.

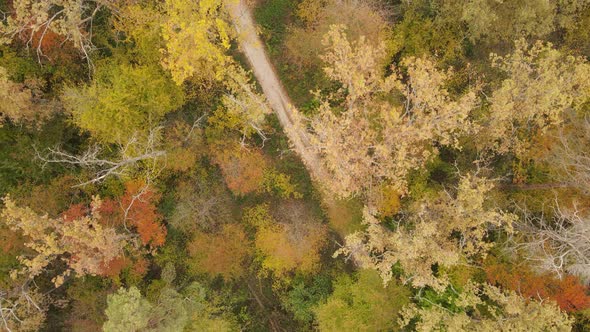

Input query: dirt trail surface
[227,0,330,184]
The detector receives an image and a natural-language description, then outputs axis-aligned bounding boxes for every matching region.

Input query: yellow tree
[336,175,516,291]
[0,196,126,286]
[480,39,590,157]
[160,0,270,138]
[160,0,232,85]
[295,25,477,197]
[399,281,573,331]
[62,62,184,145]
[0,0,118,61]
[0,66,55,127]
[245,203,327,279]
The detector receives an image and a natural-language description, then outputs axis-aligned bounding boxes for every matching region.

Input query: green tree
[462,0,556,43]
[103,283,237,332]
[314,270,411,332]
[62,63,184,144]
[283,275,332,324]
[103,287,152,332]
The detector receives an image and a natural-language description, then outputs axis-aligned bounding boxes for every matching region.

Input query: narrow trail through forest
[227,0,330,185]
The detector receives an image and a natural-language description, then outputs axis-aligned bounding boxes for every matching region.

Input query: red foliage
[62,203,88,222]
[96,198,124,227]
[0,225,24,253]
[210,143,267,196]
[59,181,166,248]
[131,256,149,278]
[485,261,590,312]
[98,256,130,278]
[120,181,166,247]
[23,25,79,64]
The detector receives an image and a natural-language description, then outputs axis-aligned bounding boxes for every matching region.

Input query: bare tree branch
[513,202,590,284]
[36,128,166,187]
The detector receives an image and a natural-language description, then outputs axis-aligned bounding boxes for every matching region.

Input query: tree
[245,202,328,278]
[218,65,271,140]
[119,180,167,248]
[562,1,590,57]
[336,175,516,291]
[294,25,477,197]
[549,117,590,194]
[170,175,233,233]
[103,283,237,332]
[485,259,590,312]
[159,0,271,145]
[285,0,389,70]
[10,174,78,217]
[314,269,411,332]
[62,62,184,144]
[103,287,152,332]
[160,0,232,85]
[0,66,55,127]
[162,119,205,173]
[0,196,126,286]
[461,0,556,43]
[479,39,590,157]
[399,281,573,331]
[210,142,267,196]
[283,274,332,324]
[0,284,46,332]
[515,203,590,285]
[57,180,166,249]
[388,1,467,63]
[113,1,164,66]
[187,223,252,280]
[64,278,110,331]
[260,168,302,199]
[0,0,116,62]
[38,127,166,186]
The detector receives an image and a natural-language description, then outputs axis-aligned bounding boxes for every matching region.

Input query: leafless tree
[170,179,233,233]
[514,202,590,284]
[0,0,120,69]
[0,281,45,332]
[552,116,590,194]
[36,128,166,187]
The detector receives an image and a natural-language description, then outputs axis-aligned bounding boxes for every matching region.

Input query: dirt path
[227,0,329,183]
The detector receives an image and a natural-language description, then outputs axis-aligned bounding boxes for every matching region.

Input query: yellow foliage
[1,196,126,286]
[297,25,477,197]
[371,184,401,217]
[0,67,54,127]
[188,224,252,279]
[337,175,516,291]
[260,169,302,199]
[399,281,573,331]
[481,39,590,157]
[160,0,232,85]
[246,203,327,278]
[295,0,326,24]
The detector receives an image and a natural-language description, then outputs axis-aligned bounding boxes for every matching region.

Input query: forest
[1,0,590,331]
